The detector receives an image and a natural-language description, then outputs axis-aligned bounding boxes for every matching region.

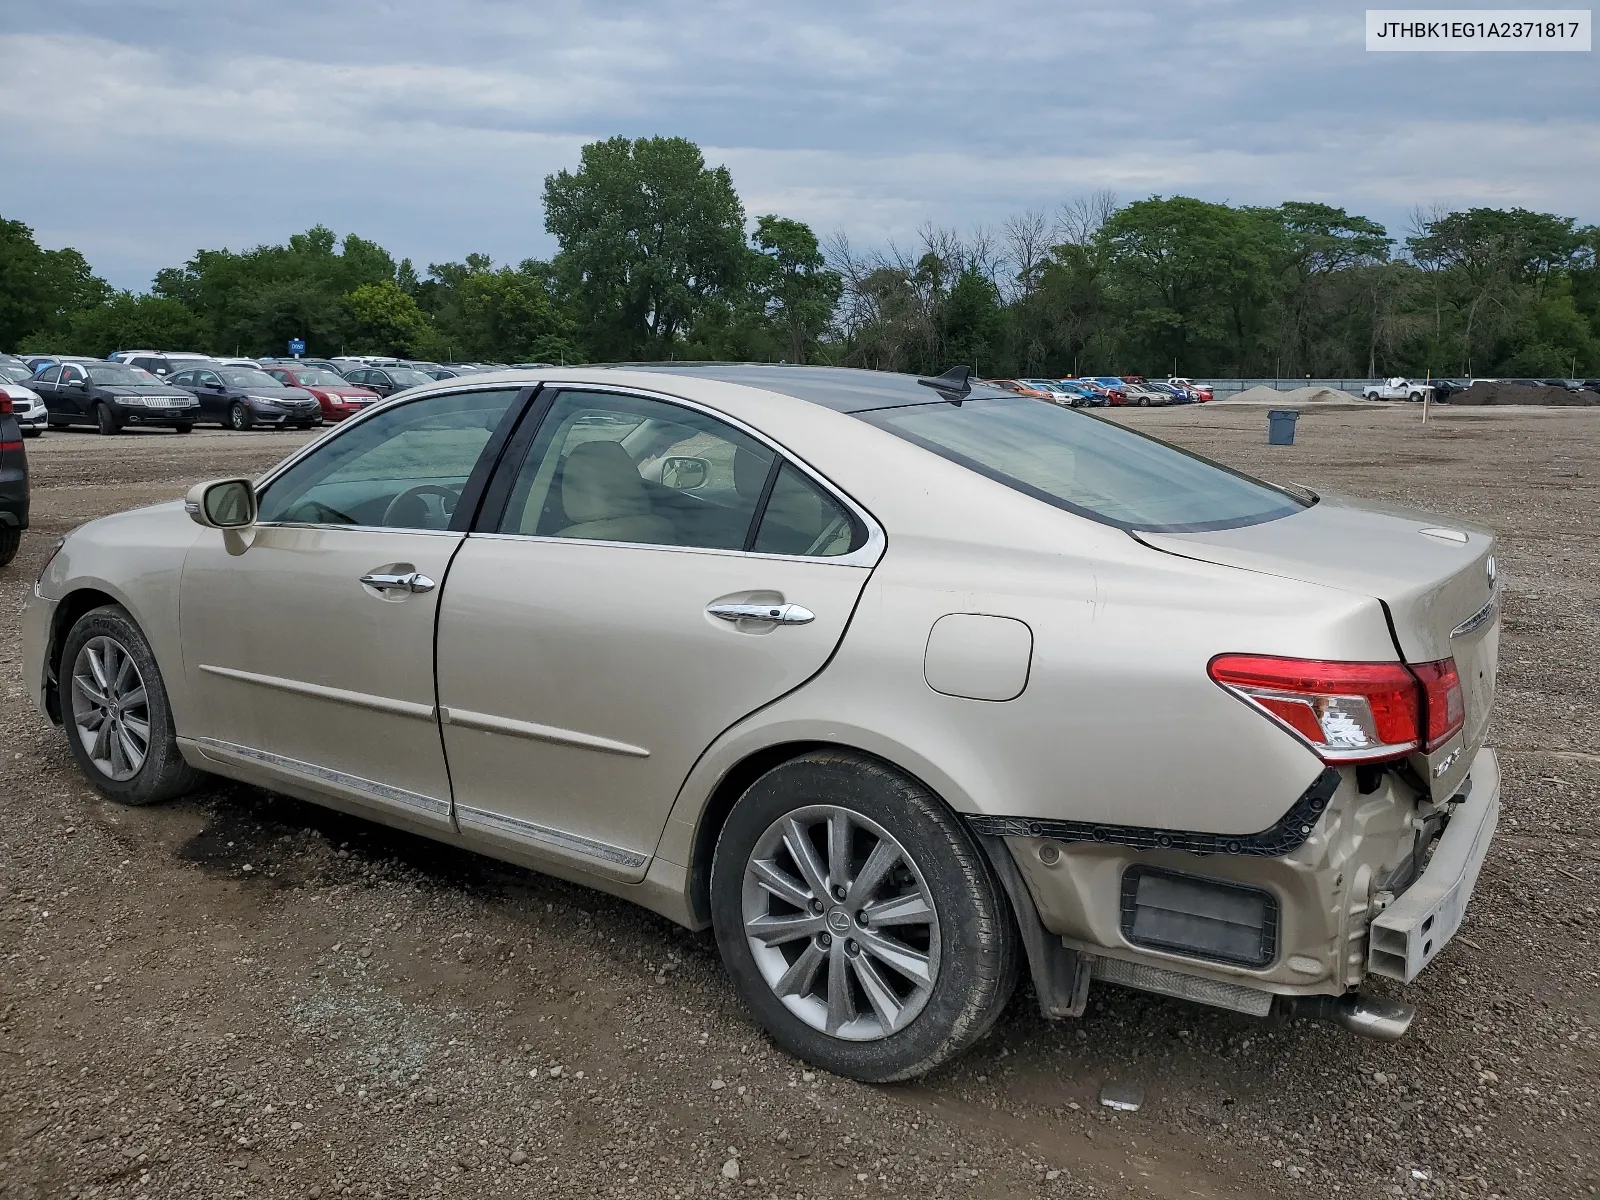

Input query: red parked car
[262,365,380,422]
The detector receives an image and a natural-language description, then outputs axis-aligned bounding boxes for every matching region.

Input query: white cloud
[0,0,1594,290]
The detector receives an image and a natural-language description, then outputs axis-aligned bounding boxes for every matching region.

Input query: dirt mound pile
[1218,385,1373,406]
[1452,382,1598,407]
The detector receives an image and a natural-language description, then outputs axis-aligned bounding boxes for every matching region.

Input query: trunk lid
[1137,492,1498,798]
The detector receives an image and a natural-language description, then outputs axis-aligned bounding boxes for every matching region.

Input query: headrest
[561,441,649,524]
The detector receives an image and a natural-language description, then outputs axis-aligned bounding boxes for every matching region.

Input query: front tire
[22,428,42,438]
[95,403,121,435]
[174,423,193,434]
[228,402,252,431]
[710,751,1018,1082]
[59,605,205,806]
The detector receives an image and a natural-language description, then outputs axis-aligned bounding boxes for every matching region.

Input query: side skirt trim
[198,664,436,722]
[194,736,450,820]
[454,804,649,870]
[966,767,1341,858]
[440,706,649,758]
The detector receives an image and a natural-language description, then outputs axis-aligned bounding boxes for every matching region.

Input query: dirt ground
[2,406,1596,1200]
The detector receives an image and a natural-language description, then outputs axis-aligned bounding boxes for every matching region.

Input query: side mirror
[660,456,710,490]
[186,478,258,529]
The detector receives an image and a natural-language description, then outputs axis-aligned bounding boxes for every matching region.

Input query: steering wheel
[381,483,460,528]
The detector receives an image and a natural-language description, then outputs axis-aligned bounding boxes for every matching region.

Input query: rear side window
[860,395,1305,533]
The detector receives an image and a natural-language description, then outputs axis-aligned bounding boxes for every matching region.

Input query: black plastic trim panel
[1119,865,1280,967]
[965,767,1341,857]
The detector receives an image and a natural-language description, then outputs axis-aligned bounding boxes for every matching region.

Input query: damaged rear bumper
[979,749,1500,1031]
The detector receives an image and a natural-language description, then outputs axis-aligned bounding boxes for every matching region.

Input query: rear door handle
[361,570,436,594]
[708,602,815,625]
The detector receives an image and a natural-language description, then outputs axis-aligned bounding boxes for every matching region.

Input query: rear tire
[710,750,1018,1082]
[228,403,252,431]
[0,527,19,568]
[59,605,205,806]
[95,403,120,435]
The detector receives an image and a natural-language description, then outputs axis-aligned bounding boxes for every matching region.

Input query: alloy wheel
[741,805,941,1041]
[69,636,151,782]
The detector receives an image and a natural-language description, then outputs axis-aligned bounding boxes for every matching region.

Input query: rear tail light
[0,393,12,415]
[1208,654,1464,765]
[1410,659,1465,751]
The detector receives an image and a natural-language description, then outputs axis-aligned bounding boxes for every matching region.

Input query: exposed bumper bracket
[1368,749,1500,982]
[976,833,1091,1018]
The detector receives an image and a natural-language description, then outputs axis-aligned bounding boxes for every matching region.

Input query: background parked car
[339,364,437,396]
[0,363,48,436]
[262,364,381,422]
[986,379,1060,402]
[168,365,323,430]
[31,361,200,434]
[1427,379,1469,402]
[1166,377,1214,401]
[1145,381,1194,404]
[0,387,26,566]
[1082,377,1130,405]
[1117,379,1177,406]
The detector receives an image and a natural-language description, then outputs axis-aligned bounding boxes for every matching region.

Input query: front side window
[37,366,63,385]
[257,389,520,530]
[861,394,1305,533]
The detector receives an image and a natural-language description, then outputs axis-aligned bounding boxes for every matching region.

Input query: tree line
[3,135,1597,379]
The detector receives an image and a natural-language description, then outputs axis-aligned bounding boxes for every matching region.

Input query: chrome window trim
[466,530,877,568]
[491,380,887,568]
[252,522,464,537]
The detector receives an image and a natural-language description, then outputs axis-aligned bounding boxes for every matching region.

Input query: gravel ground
[2,407,1596,1200]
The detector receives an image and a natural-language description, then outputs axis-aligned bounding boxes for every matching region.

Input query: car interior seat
[554,441,676,544]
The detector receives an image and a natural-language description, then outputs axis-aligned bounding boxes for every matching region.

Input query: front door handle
[708,602,815,625]
[361,570,437,594]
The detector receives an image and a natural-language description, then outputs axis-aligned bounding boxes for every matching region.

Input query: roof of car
[590,363,1012,414]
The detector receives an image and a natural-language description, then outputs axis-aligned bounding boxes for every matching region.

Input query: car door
[33,367,65,421]
[178,385,527,835]
[55,364,89,420]
[433,386,880,880]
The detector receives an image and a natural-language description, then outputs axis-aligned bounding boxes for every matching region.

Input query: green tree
[750,216,841,363]
[44,293,203,358]
[343,281,431,357]
[0,217,109,349]
[544,136,747,359]
[1097,197,1279,374]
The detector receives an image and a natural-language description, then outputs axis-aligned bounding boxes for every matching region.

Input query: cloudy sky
[3,0,1596,289]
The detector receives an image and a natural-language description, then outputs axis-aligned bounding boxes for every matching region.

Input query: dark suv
[0,390,27,566]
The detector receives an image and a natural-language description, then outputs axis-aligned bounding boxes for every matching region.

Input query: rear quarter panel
[660,520,1400,864]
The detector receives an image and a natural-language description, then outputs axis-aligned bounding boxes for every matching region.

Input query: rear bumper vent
[1120,867,1279,968]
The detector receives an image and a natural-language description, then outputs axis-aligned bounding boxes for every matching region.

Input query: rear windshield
[860,395,1306,533]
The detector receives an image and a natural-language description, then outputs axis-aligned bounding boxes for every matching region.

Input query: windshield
[386,368,435,389]
[87,364,161,386]
[285,368,345,386]
[1,364,31,383]
[221,368,283,388]
[860,395,1306,533]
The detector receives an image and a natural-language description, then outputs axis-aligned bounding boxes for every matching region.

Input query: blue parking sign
[289,338,306,357]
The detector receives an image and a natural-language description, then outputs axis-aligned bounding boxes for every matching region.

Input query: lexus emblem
[1485,555,1497,590]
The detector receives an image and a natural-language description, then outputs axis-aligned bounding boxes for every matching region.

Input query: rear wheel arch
[687,740,1004,928]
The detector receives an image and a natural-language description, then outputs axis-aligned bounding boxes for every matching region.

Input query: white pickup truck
[1363,378,1433,402]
